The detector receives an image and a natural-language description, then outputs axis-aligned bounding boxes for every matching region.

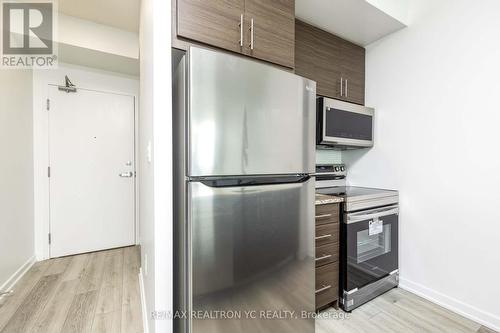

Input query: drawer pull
[315,254,332,261]
[315,234,332,240]
[315,284,332,294]
[315,214,332,219]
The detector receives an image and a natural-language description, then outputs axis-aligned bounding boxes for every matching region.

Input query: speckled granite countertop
[315,193,344,205]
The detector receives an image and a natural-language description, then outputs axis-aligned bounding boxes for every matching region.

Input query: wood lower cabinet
[295,20,365,105]
[315,202,340,311]
[315,203,340,225]
[316,262,339,310]
[176,0,295,69]
[315,223,339,247]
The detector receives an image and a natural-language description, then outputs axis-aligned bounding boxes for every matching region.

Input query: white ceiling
[295,0,407,46]
[58,0,140,33]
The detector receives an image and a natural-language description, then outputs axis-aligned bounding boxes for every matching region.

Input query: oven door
[345,205,398,292]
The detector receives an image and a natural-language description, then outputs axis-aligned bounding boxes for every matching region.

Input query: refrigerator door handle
[195,175,312,188]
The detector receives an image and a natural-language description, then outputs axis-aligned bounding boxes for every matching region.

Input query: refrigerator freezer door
[188,178,315,333]
[188,47,316,177]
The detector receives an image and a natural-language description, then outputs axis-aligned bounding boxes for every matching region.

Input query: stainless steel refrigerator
[173,47,316,333]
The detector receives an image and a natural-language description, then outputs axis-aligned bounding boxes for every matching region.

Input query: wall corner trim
[399,277,500,332]
[0,255,36,295]
[139,268,150,333]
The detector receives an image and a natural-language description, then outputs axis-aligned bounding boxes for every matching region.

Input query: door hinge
[46,98,50,111]
[48,166,51,178]
[48,233,51,244]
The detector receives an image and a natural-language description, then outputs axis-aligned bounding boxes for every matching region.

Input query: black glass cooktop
[316,186,397,201]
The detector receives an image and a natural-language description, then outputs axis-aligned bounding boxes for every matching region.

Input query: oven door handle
[347,205,399,224]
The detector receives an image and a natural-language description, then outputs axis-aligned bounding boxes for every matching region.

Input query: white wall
[344,0,500,330]
[33,63,139,260]
[0,70,35,291]
[139,0,172,331]
[58,14,139,59]
[139,0,156,330]
[316,150,342,165]
[8,14,139,59]
[57,15,140,76]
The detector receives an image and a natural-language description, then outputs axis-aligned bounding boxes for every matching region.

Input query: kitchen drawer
[315,223,339,246]
[315,203,339,225]
[315,262,339,309]
[315,242,339,267]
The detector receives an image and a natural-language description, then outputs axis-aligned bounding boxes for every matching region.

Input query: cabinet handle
[345,79,348,98]
[238,14,243,47]
[315,254,332,261]
[340,77,343,97]
[315,214,332,219]
[249,18,254,50]
[315,234,332,240]
[315,285,332,294]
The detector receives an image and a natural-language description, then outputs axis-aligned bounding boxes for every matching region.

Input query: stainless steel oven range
[316,164,399,311]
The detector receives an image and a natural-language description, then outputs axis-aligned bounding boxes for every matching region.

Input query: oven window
[357,224,391,263]
[325,108,372,140]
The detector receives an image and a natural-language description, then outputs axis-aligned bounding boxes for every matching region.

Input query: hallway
[0,246,143,333]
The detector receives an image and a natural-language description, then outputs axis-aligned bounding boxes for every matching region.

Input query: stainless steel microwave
[316,97,374,149]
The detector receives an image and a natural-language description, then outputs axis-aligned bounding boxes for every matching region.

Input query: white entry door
[48,86,135,258]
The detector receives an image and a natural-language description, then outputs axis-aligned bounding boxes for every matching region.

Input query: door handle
[345,79,348,98]
[340,77,343,97]
[119,172,134,178]
[238,14,243,47]
[249,18,254,50]
[347,205,399,224]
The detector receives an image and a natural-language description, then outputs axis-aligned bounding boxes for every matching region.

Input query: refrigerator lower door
[187,178,315,333]
[188,46,316,177]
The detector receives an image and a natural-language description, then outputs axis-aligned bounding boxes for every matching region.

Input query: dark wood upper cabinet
[340,39,365,105]
[295,20,342,99]
[176,0,295,69]
[177,0,245,54]
[244,0,295,68]
[295,20,366,105]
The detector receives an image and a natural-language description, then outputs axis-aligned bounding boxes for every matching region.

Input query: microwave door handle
[347,207,399,224]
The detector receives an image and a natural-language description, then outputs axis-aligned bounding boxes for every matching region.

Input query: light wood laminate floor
[0,246,143,333]
[1,248,497,333]
[316,287,497,333]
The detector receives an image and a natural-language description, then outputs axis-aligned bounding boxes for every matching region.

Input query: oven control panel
[316,164,347,177]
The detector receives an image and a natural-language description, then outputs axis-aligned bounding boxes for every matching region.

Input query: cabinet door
[341,40,365,105]
[177,0,245,54]
[244,0,295,68]
[295,20,343,99]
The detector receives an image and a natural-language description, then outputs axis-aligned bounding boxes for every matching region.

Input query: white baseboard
[0,256,36,295]
[399,277,500,332]
[139,268,149,333]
